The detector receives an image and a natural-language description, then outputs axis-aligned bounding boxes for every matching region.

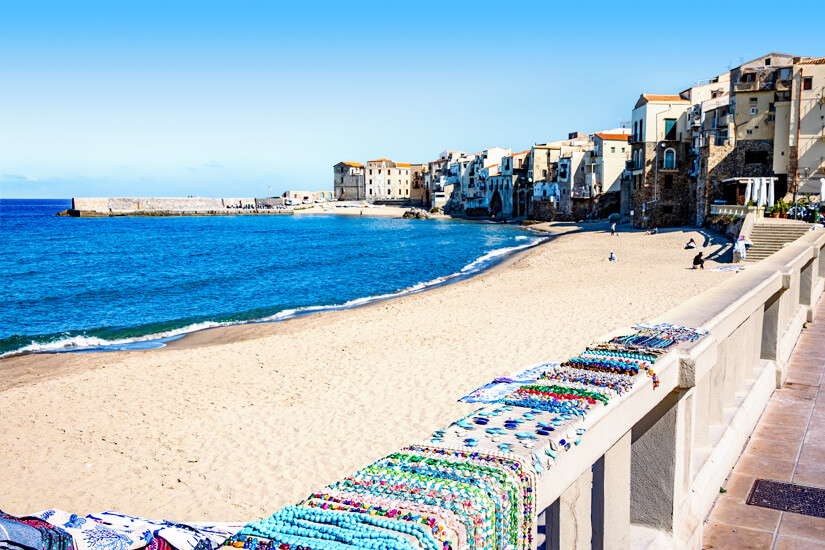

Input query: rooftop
[367,158,393,164]
[636,94,691,108]
[798,56,825,65]
[340,161,364,168]
[594,133,631,141]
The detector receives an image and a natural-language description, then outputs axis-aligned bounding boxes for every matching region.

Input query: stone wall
[695,138,775,225]
[630,142,695,228]
[72,197,258,213]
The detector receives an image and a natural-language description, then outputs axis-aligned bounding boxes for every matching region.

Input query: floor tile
[792,462,825,486]
[746,438,801,461]
[702,523,774,549]
[733,455,796,480]
[722,473,758,500]
[760,410,812,429]
[775,535,825,549]
[752,424,807,444]
[708,495,781,532]
[778,513,825,542]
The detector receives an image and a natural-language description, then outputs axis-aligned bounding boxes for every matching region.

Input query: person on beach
[692,251,704,270]
[645,227,658,235]
[685,238,697,249]
[611,222,617,236]
[609,250,618,262]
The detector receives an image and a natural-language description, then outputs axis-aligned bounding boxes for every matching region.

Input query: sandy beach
[0,223,736,521]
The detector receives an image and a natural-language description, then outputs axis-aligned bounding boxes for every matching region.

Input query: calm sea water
[0,199,542,356]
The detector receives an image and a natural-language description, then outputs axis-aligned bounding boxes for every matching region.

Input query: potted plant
[767,204,780,218]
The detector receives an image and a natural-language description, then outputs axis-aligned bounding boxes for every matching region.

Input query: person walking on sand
[692,251,704,270]
[609,250,618,262]
[611,222,617,236]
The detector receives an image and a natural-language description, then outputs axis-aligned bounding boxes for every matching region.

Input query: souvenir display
[11,322,706,550]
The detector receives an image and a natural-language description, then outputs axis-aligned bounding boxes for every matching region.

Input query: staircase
[745,219,813,262]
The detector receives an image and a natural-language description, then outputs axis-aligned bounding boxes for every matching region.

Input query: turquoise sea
[0,199,544,356]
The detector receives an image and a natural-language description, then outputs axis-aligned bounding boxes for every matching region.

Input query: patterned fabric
[0,513,74,550]
[33,511,149,550]
[86,514,236,550]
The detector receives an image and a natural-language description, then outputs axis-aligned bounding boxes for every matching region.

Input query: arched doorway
[490,190,503,218]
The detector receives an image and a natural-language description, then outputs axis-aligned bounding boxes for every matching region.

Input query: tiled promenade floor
[703,298,825,549]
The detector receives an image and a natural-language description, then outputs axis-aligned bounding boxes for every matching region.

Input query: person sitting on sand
[609,250,618,262]
[685,238,697,249]
[692,251,704,270]
[645,227,659,235]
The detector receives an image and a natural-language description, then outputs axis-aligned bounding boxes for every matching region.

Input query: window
[746,129,754,135]
[749,97,758,104]
[664,174,673,189]
[542,169,547,177]
[664,118,677,140]
[663,148,676,169]
[769,114,776,122]
[750,107,758,115]
[622,147,626,152]
[765,58,771,66]
[803,77,813,91]
[369,170,373,175]
[368,179,372,185]
[611,146,616,153]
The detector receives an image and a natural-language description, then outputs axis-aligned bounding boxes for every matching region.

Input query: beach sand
[0,223,735,521]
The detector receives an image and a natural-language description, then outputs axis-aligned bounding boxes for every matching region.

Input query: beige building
[790,57,825,194]
[586,131,631,195]
[364,159,412,200]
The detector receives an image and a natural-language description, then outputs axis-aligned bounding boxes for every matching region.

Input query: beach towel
[33,511,149,550]
[86,514,229,550]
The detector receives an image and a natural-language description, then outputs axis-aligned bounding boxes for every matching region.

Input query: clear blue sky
[2,0,823,199]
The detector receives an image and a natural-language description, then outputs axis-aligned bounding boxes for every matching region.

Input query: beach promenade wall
[71,197,260,214]
[536,227,825,549]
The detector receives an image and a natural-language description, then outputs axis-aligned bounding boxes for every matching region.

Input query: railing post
[630,389,694,543]
[548,468,593,550]
[592,431,631,550]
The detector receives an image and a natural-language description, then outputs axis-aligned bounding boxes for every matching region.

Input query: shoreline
[0,223,737,519]
[0,222,552,361]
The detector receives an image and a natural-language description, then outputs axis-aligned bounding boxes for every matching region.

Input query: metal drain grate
[746,478,825,518]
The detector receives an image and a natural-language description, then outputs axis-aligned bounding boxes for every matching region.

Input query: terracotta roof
[367,158,393,163]
[396,163,411,167]
[595,133,631,141]
[642,94,690,103]
[341,161,364,167]
[430,159,447,164]
[505,150,531,157]
[798,57,825,65]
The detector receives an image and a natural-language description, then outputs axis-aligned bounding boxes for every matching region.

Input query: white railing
[709,204,763,218]
[530,227,825,549]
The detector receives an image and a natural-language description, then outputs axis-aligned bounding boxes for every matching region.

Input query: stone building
[409,164,428,206]
[333,162,365,200]
[628,94,693,228]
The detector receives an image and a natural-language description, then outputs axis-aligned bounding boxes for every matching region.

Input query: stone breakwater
[60,197,291,217]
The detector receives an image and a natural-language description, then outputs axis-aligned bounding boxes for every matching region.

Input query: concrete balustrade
[534,227,825,549]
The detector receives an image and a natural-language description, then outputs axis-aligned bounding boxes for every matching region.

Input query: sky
[2,0,824,199]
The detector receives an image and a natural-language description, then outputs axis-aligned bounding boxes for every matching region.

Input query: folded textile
[34,511,149,550]
[0,514,73,550]
[0,518,42,550]
[87,514,232,550]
